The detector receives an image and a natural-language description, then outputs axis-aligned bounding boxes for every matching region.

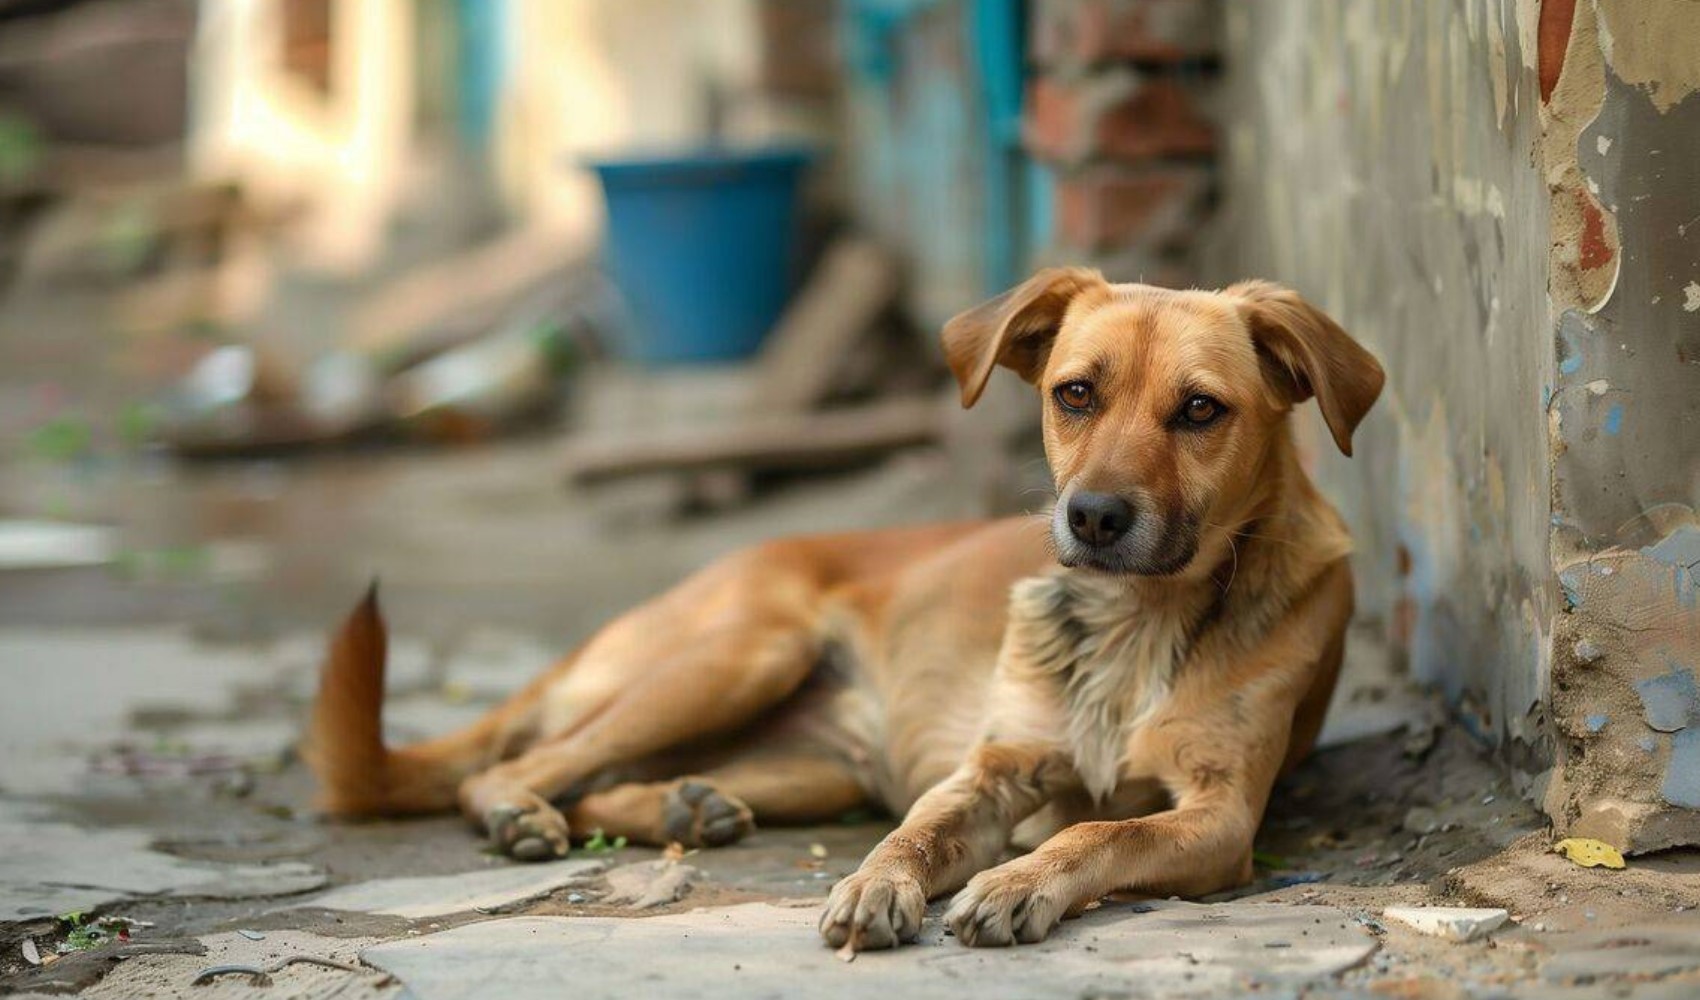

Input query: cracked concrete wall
[1208,0,1700,851]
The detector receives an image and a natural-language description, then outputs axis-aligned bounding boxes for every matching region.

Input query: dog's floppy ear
[941,267,1106,408]
[1228,280,1385,457]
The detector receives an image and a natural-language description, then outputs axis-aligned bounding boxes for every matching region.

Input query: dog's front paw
[945,861,1070,947]
[818,868,926,952]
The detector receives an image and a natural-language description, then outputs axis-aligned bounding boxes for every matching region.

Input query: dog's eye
[1053,381,1094,412]
[1180,394,1222,426]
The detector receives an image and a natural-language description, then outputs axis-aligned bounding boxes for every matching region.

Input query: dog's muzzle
[1051,485,1197,576]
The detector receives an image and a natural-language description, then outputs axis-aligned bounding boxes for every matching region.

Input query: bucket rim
[580,145,815,181]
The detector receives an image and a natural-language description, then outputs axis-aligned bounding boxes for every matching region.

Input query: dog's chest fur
[1003,573,1215,801]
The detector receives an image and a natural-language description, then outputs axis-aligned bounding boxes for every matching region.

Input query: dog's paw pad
[662,781,753,847]
[484,798,570,862]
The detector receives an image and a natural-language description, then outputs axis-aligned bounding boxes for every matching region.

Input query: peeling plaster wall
[1541,0,1700,853]
[1210,0,1700,852]
[1207,2,1556,760]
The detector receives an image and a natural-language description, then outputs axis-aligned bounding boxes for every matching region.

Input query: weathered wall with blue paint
[1526,0,1700,853]
[1211,0,1700,851]
[844,0,1034,332]
[845,0,987,331]
[1207,1,1557,766]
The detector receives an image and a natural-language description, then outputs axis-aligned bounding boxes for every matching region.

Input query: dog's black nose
[1066,492,1134,547]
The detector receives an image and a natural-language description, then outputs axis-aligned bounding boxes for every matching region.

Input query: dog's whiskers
[1203,519,1303,551]
[1216,532,1240,598]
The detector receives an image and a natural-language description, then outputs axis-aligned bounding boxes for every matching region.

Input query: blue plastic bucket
[587,148,813,364]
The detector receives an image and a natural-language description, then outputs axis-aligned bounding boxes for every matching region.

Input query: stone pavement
[2,449,1698,998]
[361,900,1379,1000]
[3,612,1699,999]
[0,800,324,923]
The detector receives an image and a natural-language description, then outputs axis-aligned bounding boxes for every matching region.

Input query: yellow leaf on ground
[1553,837,1626,869]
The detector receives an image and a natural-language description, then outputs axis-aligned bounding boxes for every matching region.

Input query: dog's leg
[819,742,1066,952]
[460,623,819,860]
[568,753,868,847]
[944,736,1276,946]
[942,791,1256,946]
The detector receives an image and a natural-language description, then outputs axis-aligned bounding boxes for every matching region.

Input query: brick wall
[1024,0,1221,285]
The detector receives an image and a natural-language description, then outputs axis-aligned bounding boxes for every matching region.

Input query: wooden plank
[752,237,900,412]
[347,228,585,367]
[562,396,943,485]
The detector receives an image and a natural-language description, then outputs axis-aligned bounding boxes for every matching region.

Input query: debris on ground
[1382,905,1510,942]
[55,913,150,954]
[154,243,604,458]
[600,860,699,909]
[0,519,115,570]
[188,954,373,987]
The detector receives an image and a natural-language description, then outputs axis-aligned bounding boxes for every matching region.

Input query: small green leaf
[28,417,93,461]
[577,828,626,855]
[0,114,42,184]
[118,402,159,448]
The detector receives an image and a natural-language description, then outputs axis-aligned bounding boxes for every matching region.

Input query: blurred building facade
[186,0,831,274]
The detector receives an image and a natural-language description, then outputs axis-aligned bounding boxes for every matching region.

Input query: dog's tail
[304,584,494,817]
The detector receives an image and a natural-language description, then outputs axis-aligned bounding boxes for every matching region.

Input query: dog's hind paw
[484,796,571,862]
[661,781,753,848]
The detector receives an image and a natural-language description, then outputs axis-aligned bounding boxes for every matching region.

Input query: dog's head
[943,269,1384,578]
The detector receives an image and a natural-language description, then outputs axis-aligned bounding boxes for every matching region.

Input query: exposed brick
[1025,71,1215,166]
[1051,167,1212,255]
[1538,0,1577,103]
[1030,0,1222,69]
[755,0,839,99]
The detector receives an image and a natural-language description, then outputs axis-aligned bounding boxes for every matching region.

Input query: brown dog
[306,269,1383,951]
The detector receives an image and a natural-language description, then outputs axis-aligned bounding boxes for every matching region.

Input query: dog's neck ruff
[1004,569,1220,801]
